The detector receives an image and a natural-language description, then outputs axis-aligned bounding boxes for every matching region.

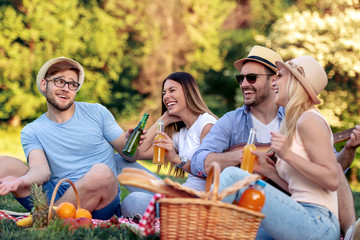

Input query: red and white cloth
[138,193,164,235]
[0,193,163,236]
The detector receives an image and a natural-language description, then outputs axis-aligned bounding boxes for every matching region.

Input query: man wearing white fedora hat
[0,57,145,220]
[192,46,360,238]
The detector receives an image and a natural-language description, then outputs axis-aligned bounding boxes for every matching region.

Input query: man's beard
[243,85,270,107]
[46,91,74,111]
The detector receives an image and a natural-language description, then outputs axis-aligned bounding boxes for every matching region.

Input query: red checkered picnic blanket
[0,193,163,236]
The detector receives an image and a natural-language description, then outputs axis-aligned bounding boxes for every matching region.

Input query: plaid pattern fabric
[138,193,163,236]
[0,194,162,236]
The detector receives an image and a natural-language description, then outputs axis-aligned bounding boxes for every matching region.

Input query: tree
[112,0,237,120]
[0,0,144,125]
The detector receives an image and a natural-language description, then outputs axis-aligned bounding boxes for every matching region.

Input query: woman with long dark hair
[118,72,217,217]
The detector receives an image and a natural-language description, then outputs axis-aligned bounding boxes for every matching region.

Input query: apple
[63,218,79,230]
[76,217,94,228]
[97,221,112,229]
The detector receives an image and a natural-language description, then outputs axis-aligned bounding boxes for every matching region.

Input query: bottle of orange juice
[153,120,165,165]
[240,128,256,173]
[238,180,266,212]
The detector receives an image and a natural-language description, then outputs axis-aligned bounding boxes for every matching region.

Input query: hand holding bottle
[122,113,149,157]
[152,132,178,164]
[251,150,276,177]
[124,128,147,146]
[153,120,165,164]
[240,128,257,173]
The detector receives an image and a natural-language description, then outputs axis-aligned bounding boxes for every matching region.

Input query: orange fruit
[57,202,76,219]
[75,208,92,220]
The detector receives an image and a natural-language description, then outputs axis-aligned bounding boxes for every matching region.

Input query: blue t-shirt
[21,102,123,185]
[191,105,285,177]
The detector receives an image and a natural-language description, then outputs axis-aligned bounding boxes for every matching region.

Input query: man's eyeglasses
[46,78,80,91]
[235,73,273,84]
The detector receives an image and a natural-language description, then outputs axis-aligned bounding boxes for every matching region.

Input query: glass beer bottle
[122,113,149,157]
[238,180,266,212]
[152,120,165,165]
[240,128,256,173]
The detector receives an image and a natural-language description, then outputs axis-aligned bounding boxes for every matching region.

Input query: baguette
[118,172,197,198]
[120,167,159,181]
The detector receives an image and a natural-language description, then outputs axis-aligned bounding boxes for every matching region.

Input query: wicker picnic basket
[47,178,81,220]
[157,163,265,240]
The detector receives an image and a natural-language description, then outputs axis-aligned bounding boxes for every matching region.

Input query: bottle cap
[255,180,266,188]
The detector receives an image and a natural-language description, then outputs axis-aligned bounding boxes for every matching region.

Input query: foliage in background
[0,0,144,124]
[112,0,237,120]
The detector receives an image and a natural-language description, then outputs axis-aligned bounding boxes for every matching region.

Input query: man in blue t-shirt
[191,46,360,239]
[0,57,143,220]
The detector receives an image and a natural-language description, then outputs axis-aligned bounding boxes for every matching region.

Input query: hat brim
[234,56,278,73]
[36,57,85,97]
[275,61,320,104]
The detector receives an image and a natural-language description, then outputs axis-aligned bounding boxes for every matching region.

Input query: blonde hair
[279,74,314,145]
[159,72,217,178]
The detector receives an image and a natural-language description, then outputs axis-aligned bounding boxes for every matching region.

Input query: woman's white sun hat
[275,55,328,105]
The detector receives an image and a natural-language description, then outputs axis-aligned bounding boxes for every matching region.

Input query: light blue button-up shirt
[191,105,285,177]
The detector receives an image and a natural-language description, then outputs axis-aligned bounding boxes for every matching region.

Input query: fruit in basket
[98,221,112,229]
[30,183,58,228]
[16,215,33,227]
[75,208,92,219]
[63,218,79,230]
[57,202,76,219]
[76,217,93,228]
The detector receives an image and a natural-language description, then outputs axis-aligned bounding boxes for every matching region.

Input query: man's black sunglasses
[235,73,273,84]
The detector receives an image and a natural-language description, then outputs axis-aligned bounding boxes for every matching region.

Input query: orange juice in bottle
[240,128,256,173]
[238,180,266,212]
[153,120,165,165]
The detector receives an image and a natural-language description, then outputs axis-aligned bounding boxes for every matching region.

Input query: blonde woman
[218,56,340,239]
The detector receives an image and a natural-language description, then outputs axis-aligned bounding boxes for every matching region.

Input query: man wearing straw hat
[0,57,144,220]
[191,46,360,239]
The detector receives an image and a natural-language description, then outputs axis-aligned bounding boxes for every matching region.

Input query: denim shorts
[15,179,121,220]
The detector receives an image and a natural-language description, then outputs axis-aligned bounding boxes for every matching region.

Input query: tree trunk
[350,166,358,186]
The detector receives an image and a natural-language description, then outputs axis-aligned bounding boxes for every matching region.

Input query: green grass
[0,218,159,239]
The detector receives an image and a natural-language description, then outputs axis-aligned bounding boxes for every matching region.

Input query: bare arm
[337,125,360,171]
[171,123,213,173]
[110,129,147,162]
[271,112,339,191]
[251,151,289,192]
[0,149,50,197]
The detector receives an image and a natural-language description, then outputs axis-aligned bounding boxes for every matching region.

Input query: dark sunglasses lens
[236,74,257,84]
[236,75,244,83]
[246,74,257,83]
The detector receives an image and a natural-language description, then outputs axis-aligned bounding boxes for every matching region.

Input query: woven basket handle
[217,174,261,201]
[204,162,221,201]
[48,178,81,221]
